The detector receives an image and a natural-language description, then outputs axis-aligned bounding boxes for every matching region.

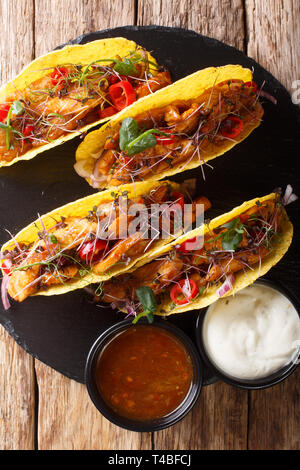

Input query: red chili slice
[98,105,118,119]
[170,278,199,305]
[23,125,35,141]
[79,239,107,263]
[221,116,243,139]
[155,129,176,145]
[0,104,10,122]
[51,67,69,87]
[2,259,12,276]
[171,191,185,210]
[244,81,258,94]
[177,236,198,253]
[109,81,136,111]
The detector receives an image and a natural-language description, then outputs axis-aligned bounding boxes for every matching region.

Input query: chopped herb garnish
[113,58,136,76]
[220,218,245,251]
[132,286,157,324]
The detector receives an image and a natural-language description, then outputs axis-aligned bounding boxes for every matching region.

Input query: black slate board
[0,26,299,384]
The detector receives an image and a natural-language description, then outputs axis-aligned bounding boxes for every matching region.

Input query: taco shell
[76,64,262,190]
[0,38,159,168]
[0,180,182,297]
[120,193,293,316]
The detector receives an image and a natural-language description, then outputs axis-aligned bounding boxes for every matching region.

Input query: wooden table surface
[0,0,299,451]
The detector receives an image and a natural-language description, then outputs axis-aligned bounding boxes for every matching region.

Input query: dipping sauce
[202,283,300,380]
[95,325,194,421]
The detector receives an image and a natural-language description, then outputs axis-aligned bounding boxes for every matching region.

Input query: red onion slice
[282,184,298,206]
[125,303,136,317]
[217,274,235,298]
[73,160,92,179]
[258,90,277,105]
[1,274,11,310]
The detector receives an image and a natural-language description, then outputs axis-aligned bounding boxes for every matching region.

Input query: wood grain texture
[154,381,248,450]
[248,368,300,450]
[0,0,35,451]
[35,362,152,450]
[245,0,300,93]
[0,328,35,450]
[137,0,246,51]
[34,0,135,56]
[0,0,35,83]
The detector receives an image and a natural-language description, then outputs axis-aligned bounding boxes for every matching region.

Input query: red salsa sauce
[95,325,194,421]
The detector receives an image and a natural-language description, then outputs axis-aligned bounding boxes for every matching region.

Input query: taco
[100,191,293,319]
[75,65,264,189]
[0,180,211,307]
[0,38,171,167]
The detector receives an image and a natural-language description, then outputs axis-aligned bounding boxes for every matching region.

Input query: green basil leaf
[136,286,157,313]
[222,231,243,251]
[113,58,136,76]
[119,117,139,151]
[220,217,245,251]
[11,100,24,116]
[125,130,157,156]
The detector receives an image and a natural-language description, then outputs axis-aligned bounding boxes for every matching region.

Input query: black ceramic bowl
[85,317,203,432]
[195,278,300,390]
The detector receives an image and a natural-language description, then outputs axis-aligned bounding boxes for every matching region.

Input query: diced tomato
[155,129,176,145]
[170,278,199,305]
[177,236,198,253]
[23,125,35,141]
[171,191,185,210]
[2,259,13,276]
[0,104,10,122]
[109,81,136,111]
[244,81,258,94]
[79,239,107,263]
[50,67,69,87]
[98,105,118,119]
[221,116,243,139]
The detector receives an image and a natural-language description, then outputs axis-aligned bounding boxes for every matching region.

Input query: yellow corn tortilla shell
[1,179,181,298]
[0,38,159,168]
[119,193,293,316]
[76,64,262,190]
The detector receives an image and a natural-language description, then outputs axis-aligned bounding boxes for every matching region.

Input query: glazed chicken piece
[40,264,79,287]
[7,249,50,302]
[41,216,99,250]
[135,71,172,98]
[164,103,201,134]
[102,255,183,303]
[190,245,269,288]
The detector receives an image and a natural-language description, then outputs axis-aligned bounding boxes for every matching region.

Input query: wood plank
[0,0,36,451]
[137,0,246,51]
[34,0,136,57]
[32,0,151,450]
[35,362,152,450]
[0,0,35,83]
[248,367,300,449]
[153,381,248,450]
[245,0,300,93]
[0,328,35,450]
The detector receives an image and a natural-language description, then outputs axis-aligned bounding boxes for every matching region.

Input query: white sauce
[202,283,300,380]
